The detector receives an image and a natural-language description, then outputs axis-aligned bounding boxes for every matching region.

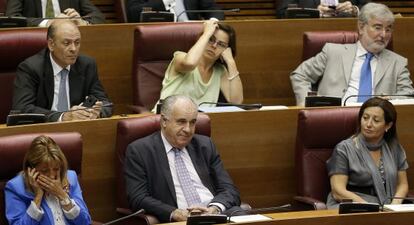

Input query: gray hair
[358,3,394,25]
[160,95,198,118]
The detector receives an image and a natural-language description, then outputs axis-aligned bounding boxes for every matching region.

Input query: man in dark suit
[277,0,369,18]
[127,0,224,23]
[12,20,112,122]
[124,95,241,222]
[6,0,105,26]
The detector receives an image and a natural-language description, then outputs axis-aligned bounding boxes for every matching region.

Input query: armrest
[293,196,327,210]
[116,207,160,225]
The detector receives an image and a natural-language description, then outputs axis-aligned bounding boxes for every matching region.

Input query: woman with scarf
[326,97,409,207]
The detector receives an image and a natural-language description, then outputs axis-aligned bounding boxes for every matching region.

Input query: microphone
[343,94,414,106]
[176,8,240,22]
[227,204,291,223]
[198,102,262,110]
[102,209,145,225]
[42,15,92,20]
[46,103,114,120]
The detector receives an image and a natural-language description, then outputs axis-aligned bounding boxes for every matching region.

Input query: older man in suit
[127,0,224,22]
[124,95,241,222]
[6,0,105,26]
[290,2,414,106]
[12,20,112,122]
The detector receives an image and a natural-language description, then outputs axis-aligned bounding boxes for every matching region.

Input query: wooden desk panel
[71,18,414,114]
[1,105,413,221]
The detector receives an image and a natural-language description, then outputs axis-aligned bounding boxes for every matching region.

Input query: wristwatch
[59,197,71,206]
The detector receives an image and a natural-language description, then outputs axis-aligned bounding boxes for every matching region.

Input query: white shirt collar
[356,41,379,58]
[49,52,71,76]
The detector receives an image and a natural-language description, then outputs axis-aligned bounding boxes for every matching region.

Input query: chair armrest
[116,207,160,225]
[293,196,327,210]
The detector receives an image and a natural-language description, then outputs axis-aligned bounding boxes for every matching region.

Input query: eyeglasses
[208,36,229,49]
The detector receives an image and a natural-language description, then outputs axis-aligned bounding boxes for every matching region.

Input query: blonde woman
[5,135,91,225]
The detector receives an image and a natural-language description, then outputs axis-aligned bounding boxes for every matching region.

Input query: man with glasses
[290,2,414,106]
[151,20,243,112]
[125,95,242,222]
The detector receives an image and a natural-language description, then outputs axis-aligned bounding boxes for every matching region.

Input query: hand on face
[36,171,67,200]
[27,167,44,197]
[220,47,234,64]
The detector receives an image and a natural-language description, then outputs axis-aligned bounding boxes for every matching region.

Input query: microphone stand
[199,101,262,110]
[176,8,240,22]
[102,209,145,225]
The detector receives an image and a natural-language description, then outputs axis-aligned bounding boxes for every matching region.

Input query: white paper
[383,204,414,212]
[229,214,272,223]
[320,0,338,6]
[198,106,245,113]
[259,106,289,111]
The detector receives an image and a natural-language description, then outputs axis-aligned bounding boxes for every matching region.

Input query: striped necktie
[45,0,55,18]
[56,69,69,112]
[173,148,202,207]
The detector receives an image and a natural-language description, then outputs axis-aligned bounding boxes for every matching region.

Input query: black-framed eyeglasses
[208,36,228,49]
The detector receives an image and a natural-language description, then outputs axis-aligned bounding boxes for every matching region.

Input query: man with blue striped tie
[124,95,242,222]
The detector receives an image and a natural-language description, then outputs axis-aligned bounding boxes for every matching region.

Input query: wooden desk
[164,210,414,225]
[0,105,413,221]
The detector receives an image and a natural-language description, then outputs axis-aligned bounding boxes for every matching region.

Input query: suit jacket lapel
[35,0,43,17]
[68,62,85,106]
[342,44,357,85]
[44,51,55,107]
[187,142,215,194]
[155,133,177,203]
[374,50,391,89]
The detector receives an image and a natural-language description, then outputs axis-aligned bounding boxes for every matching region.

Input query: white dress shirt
[343,41,378,104]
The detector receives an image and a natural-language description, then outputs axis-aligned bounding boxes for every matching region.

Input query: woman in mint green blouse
[153,20,243,111]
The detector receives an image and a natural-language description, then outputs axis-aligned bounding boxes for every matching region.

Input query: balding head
[47,20,81,68]
[160,95,198,149]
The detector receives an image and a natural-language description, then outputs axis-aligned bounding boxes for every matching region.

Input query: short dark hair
[218,23,237,57]
[357,97,397,142]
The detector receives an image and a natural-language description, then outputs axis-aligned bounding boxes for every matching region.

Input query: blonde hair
[22,135,69,192]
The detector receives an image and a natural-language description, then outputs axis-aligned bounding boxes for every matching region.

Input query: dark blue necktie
[56,69,69,111]
[357,52,374,102]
